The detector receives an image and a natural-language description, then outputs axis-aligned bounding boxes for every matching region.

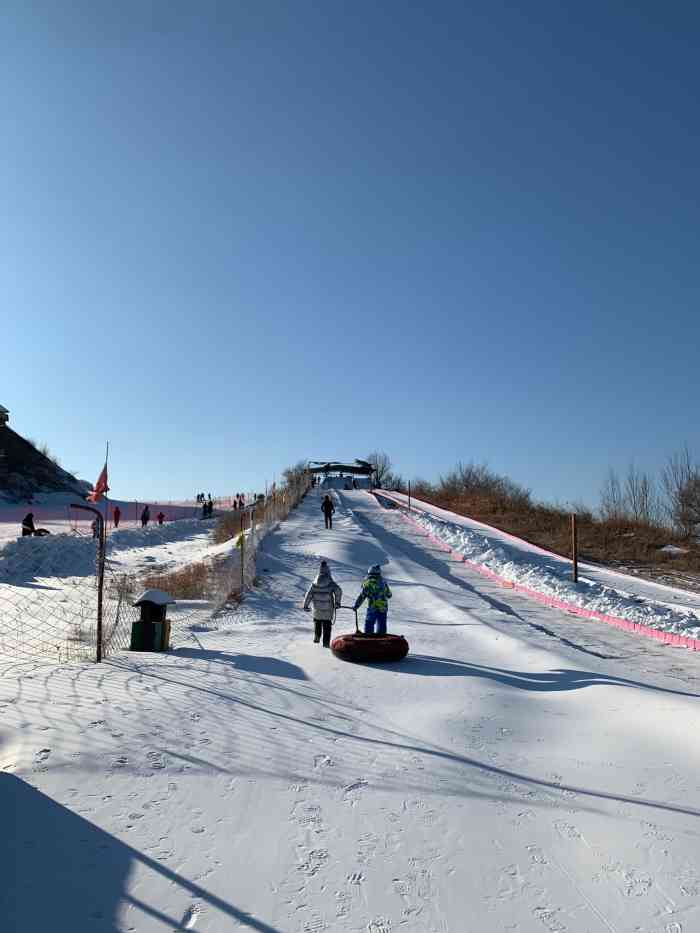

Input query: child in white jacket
[303,560,342,647]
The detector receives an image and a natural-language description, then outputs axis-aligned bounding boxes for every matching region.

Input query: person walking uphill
[321,495,335,529]
[140,505,150,528]
[303,560,342,647]
[354,564,392,635]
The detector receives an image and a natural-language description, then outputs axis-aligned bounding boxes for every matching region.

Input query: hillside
[0,422,88,502]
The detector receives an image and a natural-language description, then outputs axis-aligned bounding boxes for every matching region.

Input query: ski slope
[3,488,700,932]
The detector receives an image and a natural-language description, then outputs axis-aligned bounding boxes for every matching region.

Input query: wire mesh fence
[0,531,101,663]
[102,567,140,658]
[0,474,312,664]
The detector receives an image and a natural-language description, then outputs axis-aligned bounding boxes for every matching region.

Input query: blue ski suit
[354,574,392,635]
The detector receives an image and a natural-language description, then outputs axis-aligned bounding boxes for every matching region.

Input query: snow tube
[331,633,409,664]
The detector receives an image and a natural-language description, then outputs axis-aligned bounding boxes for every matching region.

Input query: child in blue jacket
[354,565,392,635]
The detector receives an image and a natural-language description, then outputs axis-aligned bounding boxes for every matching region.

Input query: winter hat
[367,564,381,577]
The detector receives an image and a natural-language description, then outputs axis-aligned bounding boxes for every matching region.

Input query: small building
[0,405,8,427]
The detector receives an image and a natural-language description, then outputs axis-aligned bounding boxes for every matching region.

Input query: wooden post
[571,513,578,583]
[408,481,411,512]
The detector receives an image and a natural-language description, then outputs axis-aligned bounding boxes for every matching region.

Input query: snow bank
[386,499,700,641]
[0,533,98,582]
[0,519,217,584]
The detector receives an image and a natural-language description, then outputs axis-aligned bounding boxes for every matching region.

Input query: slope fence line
[372,490,700,652]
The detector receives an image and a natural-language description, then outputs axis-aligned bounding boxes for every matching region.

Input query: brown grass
[213,510,250,545]
[142,562,212,599]
[417,491,700,574]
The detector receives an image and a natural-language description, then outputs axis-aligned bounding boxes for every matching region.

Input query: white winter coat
[303,570,342,622]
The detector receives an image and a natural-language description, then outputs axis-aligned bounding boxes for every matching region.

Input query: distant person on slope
[157,511,165,525]
[21,513,35,537]
[141,505,150,528]
[113,505,121,529]
[321,495,335,529]
[354,565,392,635]
[303,560,342,647]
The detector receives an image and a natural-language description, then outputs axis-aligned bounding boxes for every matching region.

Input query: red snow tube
[331,633,409,664]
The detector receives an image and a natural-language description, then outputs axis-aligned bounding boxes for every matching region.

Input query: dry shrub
[142,562,212,599]
[411,462,700,574]
[213,511,249,545]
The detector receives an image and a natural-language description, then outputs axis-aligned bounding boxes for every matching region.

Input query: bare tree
[282,460,309,486]
[600,467,624,521]
[678,474,700,534]
[384,472,406,492]
[661,446,696,535]
[411,477,433,498]
[367,451,392,487]
[624,463,658,524]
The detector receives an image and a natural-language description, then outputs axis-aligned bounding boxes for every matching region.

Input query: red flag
[86,463,109,502]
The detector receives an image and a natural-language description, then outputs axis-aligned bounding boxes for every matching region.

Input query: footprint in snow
[181,903,201,929]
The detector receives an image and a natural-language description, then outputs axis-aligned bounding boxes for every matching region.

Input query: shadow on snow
[1,773,281,932]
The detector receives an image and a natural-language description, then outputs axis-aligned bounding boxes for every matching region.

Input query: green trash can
[131,590,175,652]
[130,620,156,651]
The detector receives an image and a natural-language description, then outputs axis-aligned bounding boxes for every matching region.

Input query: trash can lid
[133,588,176,607]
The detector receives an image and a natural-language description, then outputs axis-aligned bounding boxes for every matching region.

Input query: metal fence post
[96,519,106,661]
[239,533,245,593]
[71,503,106,662]
[571,513,579,583]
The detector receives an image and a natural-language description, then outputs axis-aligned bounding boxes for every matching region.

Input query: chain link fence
[144,476,312,610]
[0,529,102,663]
[1,475,312,664]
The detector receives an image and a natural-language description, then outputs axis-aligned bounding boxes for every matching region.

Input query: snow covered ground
[3,488,700,931]
[0,512,229,660]
[377,490,700,639]
[0,491,200,548]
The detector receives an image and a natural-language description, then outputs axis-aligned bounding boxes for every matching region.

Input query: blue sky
[2,1,698,504]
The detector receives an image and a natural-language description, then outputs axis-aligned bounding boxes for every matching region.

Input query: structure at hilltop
[0,405,89,502]
[308,459,374,478]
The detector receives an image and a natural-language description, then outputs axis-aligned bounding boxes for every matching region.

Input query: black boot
[322,621,332,648]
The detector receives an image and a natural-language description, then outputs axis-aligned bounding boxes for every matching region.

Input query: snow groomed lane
[2,486,699,932]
